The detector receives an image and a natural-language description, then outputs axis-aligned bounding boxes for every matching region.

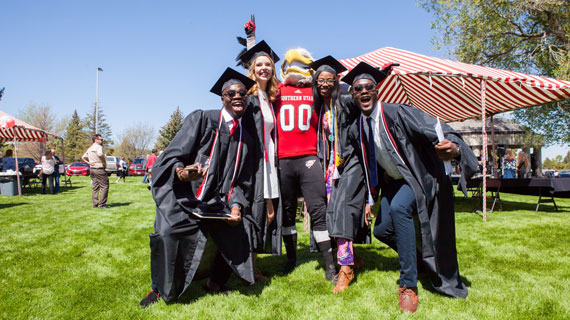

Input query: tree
[419,0,570,145]
[114,122,155,161]
[17,104,57,161]
[155,106,184,150]
[84,103,112,143]
[64,110,89,162]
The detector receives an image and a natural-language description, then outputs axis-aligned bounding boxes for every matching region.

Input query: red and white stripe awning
[0,110,55,142]
[340,47,570,122]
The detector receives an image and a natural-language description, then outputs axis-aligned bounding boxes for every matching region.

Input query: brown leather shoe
[332,269,354,293]
[398,286,418,313]
[254,268,268,282]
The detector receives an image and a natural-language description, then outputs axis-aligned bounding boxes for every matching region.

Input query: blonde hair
[505,148,515,161]
[517,151,529,167]
[247,56,279,102]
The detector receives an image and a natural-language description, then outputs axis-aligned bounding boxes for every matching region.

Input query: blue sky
[1,0,568,160]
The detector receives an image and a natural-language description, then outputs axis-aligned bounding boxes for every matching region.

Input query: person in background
[51,149,62,193]
[517,150,529,179]
[145,149,158,187]
[116,157,127,183]
[502,149,516,179]
[40,150,56,194]
[82,134,109,209]
[2,149,16,172]
[141,155,149,184]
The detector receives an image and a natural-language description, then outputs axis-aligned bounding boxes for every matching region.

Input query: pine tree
[84,103,112,143]
[64,110,89,162]
[155,106,184,150]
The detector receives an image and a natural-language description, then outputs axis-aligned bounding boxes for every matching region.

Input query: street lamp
[95,67,103,134]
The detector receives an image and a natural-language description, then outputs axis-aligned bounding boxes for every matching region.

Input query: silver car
[105,156,121,176]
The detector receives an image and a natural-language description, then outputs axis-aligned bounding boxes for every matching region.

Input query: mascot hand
[244,14,255,36]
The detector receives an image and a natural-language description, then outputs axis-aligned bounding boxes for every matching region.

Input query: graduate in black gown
[310,56,371,293]
[342,62,478,312]
[140,68,259,307]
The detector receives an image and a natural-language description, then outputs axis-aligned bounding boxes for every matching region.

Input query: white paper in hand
[435,117,452,175]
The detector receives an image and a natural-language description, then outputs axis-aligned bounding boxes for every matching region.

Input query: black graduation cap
[237,40,280,66]
[210,67,255,96]
[310,55,347,74]
[341,61,396,85]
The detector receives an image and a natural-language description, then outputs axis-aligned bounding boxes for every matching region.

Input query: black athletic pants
[279,155,327,231]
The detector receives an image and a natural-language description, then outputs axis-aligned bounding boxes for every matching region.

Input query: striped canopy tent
[340,47,570,220]
[0,110,61,196]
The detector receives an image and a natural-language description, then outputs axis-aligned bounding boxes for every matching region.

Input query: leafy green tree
[419,0,570,145]
[84,103,112,143]
[155,106,184,150]
[543,157,554,169]
[64,110,89,162]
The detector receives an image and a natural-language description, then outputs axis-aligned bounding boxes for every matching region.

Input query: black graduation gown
[149,109,257,301]
[243,94,283,255]
[360,102,478,299]
[321,94,370,243]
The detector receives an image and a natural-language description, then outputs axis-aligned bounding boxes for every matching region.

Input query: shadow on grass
[109,202,131,207]
[0,202,29,209]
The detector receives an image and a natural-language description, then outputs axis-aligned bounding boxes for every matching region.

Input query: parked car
[66,162,90,176]
[128,157,145,176]
[105,156,120,176]
[559,170,570,178]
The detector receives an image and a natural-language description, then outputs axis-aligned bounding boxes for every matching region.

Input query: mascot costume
[237,17,337,281]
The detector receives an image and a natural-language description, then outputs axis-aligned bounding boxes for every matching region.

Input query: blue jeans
[373,180,417,288]
[142,173,148,183]
[503,168,516,179]
[54,169,60,193]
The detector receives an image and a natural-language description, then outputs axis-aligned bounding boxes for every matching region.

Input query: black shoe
[139,290,160,307]
[147,184,151,190]
[98,205,110,209]
[325,264,338,284]
[202,281,228,296]
[282,259,297,275]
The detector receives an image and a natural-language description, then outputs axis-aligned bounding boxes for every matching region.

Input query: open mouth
[232,101,244,108]
[360,96,372,103]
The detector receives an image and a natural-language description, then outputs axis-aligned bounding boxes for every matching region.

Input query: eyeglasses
[223,89,247,98]
[317,79,335,85]
[353,83,376,92]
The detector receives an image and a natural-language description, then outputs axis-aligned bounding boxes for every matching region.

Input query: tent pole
[481,80,488,221]
[14,136,21,196]
[491,115,497,177]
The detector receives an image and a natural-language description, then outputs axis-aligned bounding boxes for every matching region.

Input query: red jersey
[274,84,318,159]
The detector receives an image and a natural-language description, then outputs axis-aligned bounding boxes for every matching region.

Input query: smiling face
[352,79,378,116]
[316,71,335,101]
[222,83,248,118]
[253,56,273,84]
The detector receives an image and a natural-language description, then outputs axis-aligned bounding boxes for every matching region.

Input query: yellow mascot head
[280,48,314,87]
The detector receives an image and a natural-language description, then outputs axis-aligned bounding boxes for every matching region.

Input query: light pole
[95,67,103,134]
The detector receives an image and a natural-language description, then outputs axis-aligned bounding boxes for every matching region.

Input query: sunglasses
[224,89,247,98]
[353,83,376,92]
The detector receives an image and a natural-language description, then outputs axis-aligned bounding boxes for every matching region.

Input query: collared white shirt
[221,108,241,131]
[364,103,403,180]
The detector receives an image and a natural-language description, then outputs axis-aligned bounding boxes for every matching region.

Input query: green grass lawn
[1,176,569,319]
